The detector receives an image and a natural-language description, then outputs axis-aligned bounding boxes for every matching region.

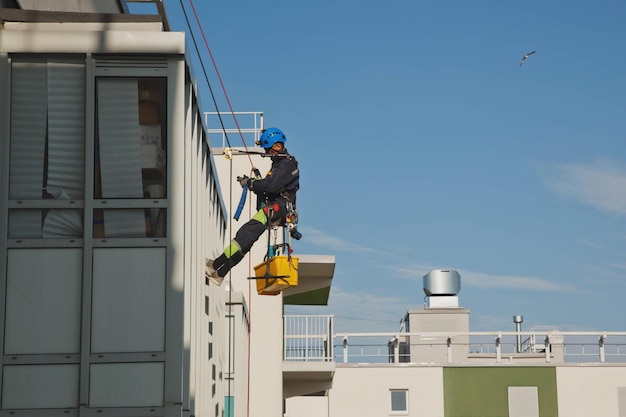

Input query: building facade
[285,270,626,417]
[0,3,336,417]
[0,4,228,416]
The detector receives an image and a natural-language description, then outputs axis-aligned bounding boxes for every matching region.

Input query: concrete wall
[285,396,328,417]
[556,366,626,417]
[328,365,445,417]
[212,147,283,417]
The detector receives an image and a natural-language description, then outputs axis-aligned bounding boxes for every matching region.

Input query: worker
[206,127,300,286]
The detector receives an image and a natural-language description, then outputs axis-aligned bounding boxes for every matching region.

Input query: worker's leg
[212,209,268,278]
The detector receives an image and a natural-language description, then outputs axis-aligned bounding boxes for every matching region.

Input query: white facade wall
[328,366,445,417]
[181,75,230,417]
[556,366,626,417]
[285,396,329,417]
[212,148,285,417]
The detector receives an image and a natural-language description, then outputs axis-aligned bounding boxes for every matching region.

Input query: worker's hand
[237,175,251,188]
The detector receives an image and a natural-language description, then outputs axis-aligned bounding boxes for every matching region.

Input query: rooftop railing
[283,315,626,365]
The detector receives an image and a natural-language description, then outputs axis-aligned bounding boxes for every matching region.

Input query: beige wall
[556,366,626,417]
[285,396,329,417]
[213,147,284,417]
[328,366,444,417]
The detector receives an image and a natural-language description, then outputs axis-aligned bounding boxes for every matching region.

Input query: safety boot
[205,258,223,286]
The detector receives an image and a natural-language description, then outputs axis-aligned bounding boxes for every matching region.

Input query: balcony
[282,315,334,398]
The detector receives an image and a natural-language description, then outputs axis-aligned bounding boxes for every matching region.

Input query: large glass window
[94,77,167,238]
[8,57,85,238]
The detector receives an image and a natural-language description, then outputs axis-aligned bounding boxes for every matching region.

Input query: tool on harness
[233,168,262,221]
[281,191,302,240]
[263,203,280,217]
[286,208,301,240]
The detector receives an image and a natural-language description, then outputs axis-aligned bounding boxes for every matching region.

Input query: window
[390,389,408,414]
[94,77,167,237]
[9,56,85,238]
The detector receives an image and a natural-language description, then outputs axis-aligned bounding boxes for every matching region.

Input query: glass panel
[5,249,82,354]
[8,209,83,238]
[8,210,42,238]
[390,390,407,412]
[89,363,164,407]
[93,208,166,238]
[9,60,47,200]
[2,365,79,409]
[95,77,167,199]
[91,248,166,353]
[10,57,85,200]
[47,60,86,199]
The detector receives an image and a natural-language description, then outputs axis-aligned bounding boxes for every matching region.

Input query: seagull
[519,50,536,67]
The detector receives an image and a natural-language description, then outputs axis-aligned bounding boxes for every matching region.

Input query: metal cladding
[423,269,461,296]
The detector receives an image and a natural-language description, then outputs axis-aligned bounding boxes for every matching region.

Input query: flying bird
[519,50,536,67]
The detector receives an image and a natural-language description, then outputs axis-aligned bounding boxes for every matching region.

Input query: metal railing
[204,111,264,148]
[283,316,626,365]
[283,315,333,362]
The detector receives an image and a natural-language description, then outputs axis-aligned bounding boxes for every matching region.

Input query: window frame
[389,388,409,415]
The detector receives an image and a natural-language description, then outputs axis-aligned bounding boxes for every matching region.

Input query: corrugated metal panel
[9,61,47,199]
[47,59,85,200]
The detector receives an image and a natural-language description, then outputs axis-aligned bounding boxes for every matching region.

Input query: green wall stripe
[443,367,558,417]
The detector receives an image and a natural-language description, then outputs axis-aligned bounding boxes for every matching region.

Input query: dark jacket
[250,150,299,207]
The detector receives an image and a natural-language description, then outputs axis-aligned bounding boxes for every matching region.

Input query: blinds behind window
[97,78,145,237]
[97,78,143,198]
[47,59,86,200]
[9,61,47,199]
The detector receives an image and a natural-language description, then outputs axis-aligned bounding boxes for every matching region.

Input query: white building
[285,270,626,417]
[0,2,335,417]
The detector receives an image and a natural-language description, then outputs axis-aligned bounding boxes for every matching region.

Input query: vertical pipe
[496,333,502,363]
[514,315,524,353]
[600,334,606,363]
[394,336,400,363]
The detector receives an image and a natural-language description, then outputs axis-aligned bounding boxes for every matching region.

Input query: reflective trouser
[212,201,286,278]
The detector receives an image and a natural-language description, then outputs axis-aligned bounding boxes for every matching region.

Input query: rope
[187,0,255,167]
[179,2,258,416]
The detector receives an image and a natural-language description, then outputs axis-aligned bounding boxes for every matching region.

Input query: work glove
[237,175,251,188]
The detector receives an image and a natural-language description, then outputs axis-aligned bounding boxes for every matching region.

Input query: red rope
[189,0,254,167]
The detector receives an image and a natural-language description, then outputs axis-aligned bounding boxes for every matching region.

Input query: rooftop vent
[423,269,461,296]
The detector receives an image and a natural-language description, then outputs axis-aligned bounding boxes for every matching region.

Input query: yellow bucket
[254,256,299,295]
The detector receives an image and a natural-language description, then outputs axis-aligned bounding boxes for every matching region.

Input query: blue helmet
[258,127,286,149]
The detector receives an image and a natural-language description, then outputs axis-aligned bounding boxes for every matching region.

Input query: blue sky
[161,1,626,333]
